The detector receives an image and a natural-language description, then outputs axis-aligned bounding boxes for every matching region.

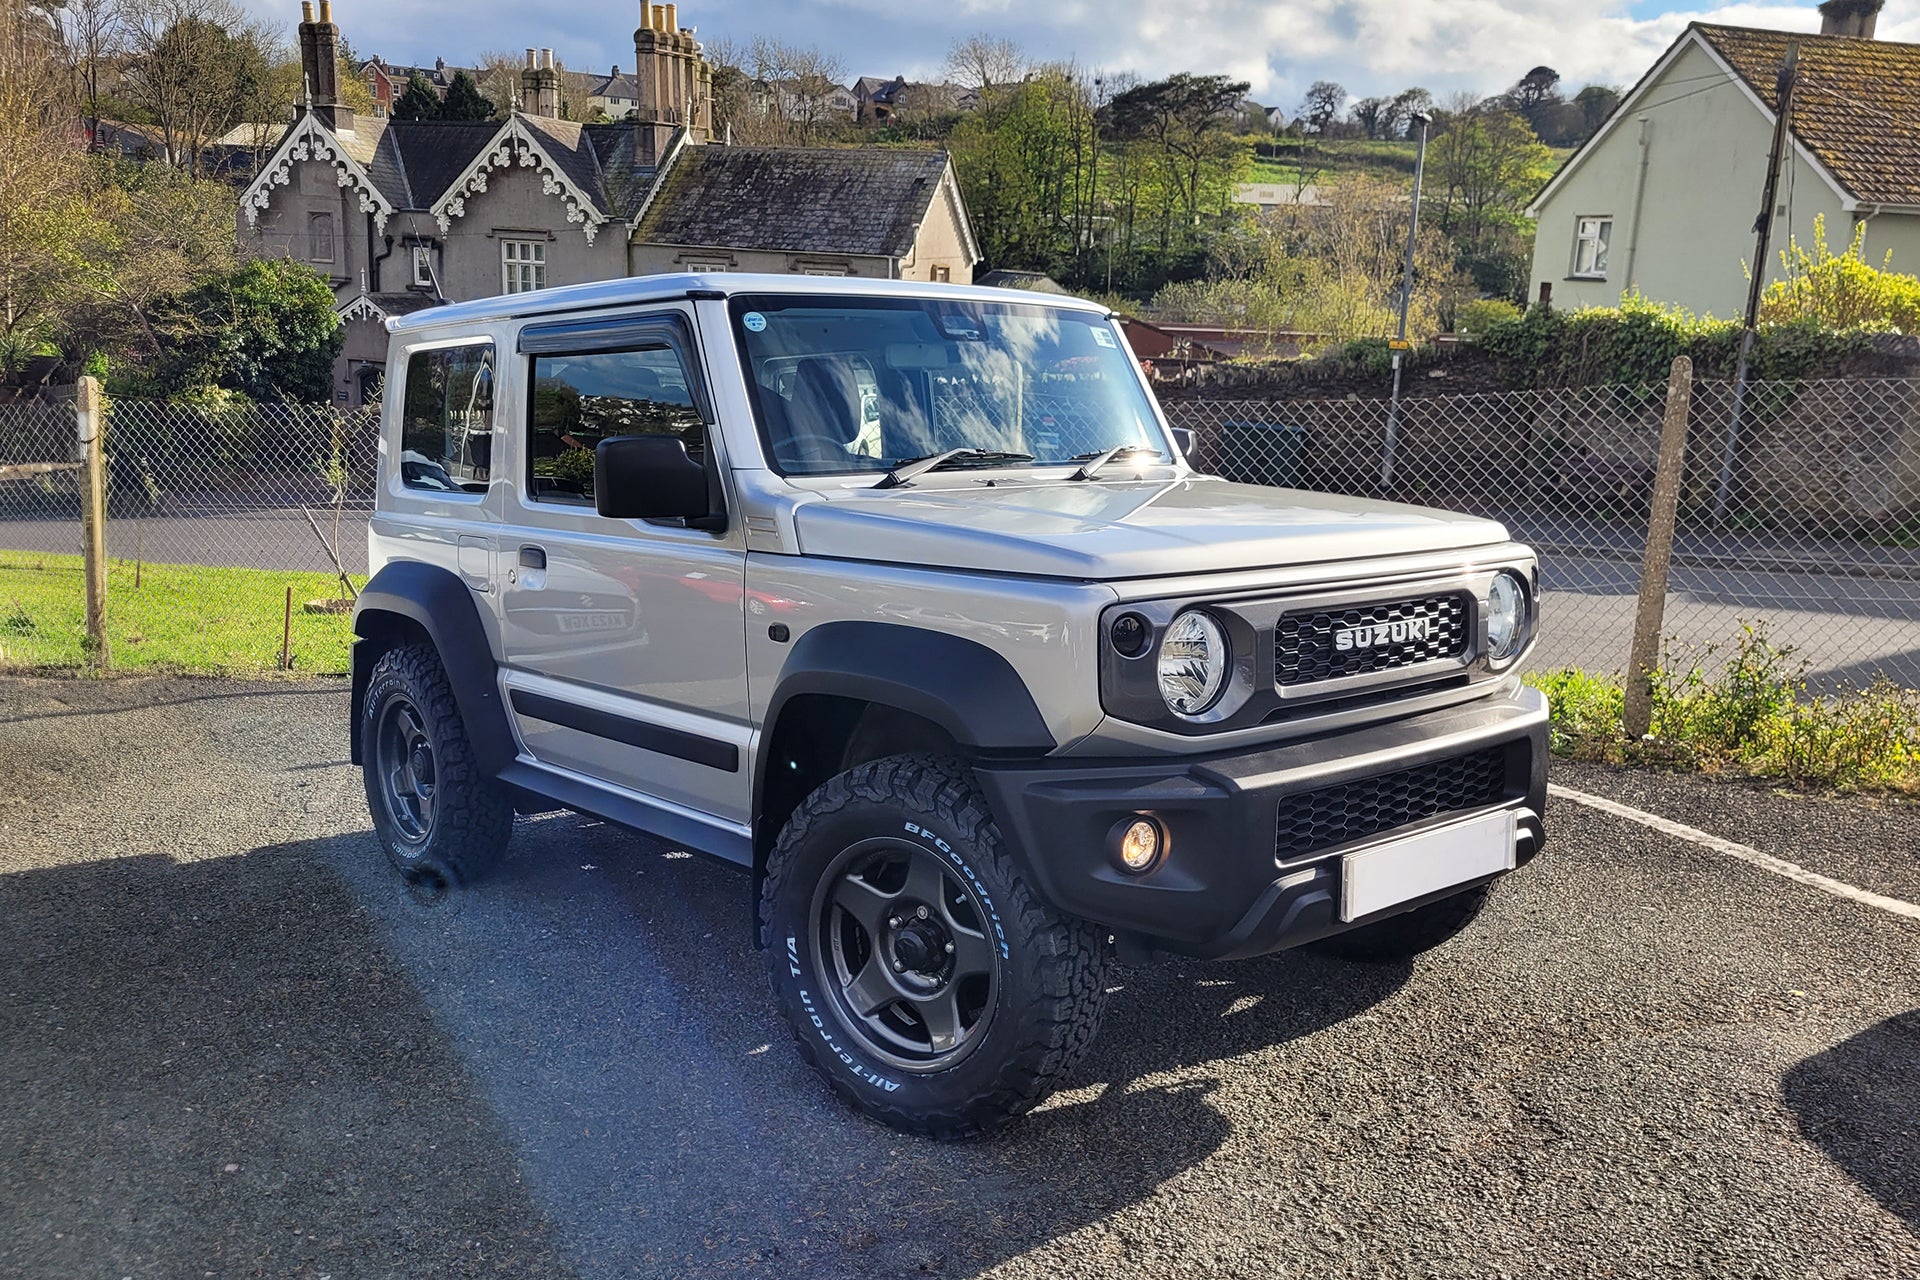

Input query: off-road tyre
[361,643,514,890]
[1313,882,1494,962]
[761,754,1108,1139]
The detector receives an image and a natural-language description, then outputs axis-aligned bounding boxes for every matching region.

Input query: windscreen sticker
[743,312,768,333]
[1092,328,1118,348]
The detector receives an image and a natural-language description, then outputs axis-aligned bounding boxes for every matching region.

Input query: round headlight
[1157,610,1229,716]
[1486,572,1529,661]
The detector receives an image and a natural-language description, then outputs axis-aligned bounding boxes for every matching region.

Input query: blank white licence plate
[1340,810,1517,923]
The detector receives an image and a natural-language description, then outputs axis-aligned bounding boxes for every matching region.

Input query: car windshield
[730,295,1169,477]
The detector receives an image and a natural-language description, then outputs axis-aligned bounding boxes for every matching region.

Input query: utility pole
[1713,42,1800,525]
[1381,111,1432,493]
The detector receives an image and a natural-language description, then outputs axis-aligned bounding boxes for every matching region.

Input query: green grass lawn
[0,549,359,676]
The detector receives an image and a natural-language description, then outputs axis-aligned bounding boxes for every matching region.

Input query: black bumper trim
[973,686,1550,960]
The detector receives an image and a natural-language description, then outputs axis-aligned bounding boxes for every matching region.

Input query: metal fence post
[1624,357,1693,740]
[76,376,111,671]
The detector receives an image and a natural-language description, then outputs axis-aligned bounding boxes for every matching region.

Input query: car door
[493,307,751,832]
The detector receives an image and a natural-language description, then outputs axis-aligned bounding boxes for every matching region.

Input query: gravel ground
[1,676,1916,1280]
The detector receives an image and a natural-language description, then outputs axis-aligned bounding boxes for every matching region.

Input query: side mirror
[1169,427,1196,460]
[595,435,717,526]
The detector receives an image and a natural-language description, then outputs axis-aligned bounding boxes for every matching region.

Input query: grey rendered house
[1527,0,1920,319]
[239,2,979,406]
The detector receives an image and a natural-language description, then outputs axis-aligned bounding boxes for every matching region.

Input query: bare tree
[945,33,1023,105]
[120,0,279,177]
[58,0,124,144]
[1297,79,1346,135]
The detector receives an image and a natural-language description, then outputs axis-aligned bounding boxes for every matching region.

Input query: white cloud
[254,0,1920,110]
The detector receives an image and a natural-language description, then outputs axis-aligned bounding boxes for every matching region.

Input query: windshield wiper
[1070,445,1165,482]
[874,449,1036,489]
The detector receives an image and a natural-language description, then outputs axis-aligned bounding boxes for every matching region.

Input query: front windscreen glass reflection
[730,295,1169,476]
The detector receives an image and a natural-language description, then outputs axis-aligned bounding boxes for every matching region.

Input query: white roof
[386,272,1111,335]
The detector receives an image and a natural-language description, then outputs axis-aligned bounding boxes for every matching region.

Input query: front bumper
[974,685,1549,961]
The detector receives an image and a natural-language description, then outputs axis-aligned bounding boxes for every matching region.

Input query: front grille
[1274,747,1508,861]
[1275,593,1471,687]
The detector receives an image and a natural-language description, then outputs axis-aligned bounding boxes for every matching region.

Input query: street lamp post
[1381,110,1432,494]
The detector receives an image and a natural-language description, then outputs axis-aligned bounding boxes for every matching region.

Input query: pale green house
[1527,0,1920,319]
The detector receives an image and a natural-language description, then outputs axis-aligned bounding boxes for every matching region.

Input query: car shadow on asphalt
[309,813,1417,1278]
[0,845,579,1280]
[1781,1011,1920,1235]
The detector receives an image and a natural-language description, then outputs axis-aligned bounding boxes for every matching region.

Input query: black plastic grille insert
[1274,747,1508,861]
[1275,593,1471,687]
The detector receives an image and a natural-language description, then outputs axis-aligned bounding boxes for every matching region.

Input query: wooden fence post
[1624,356,1692,740]
[76,376,110,671]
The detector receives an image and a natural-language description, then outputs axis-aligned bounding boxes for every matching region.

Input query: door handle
[519,545,547,571]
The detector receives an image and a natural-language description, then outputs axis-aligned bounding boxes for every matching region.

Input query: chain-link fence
[0,393,377,674]
[5,376,1919,687]
[1165,376,1920,691]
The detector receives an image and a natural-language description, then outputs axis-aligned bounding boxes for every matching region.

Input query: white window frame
[411,244,434,288]
[682,260,731,273]
[1572,216,1613,280]
[502,239,547,294]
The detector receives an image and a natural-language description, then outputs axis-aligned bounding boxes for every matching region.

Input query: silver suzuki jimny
[351,274,1547,1137]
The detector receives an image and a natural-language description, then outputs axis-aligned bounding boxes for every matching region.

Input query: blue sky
[246,0,1920,111]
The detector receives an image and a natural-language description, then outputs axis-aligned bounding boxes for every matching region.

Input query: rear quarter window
[399,343,496,493]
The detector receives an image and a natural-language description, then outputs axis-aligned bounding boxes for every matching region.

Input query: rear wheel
[762,755,1107,1139]
[1314,882,1494,962]
[361,643,514,890]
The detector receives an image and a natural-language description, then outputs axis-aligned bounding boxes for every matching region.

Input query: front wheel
[761,755,1108,1139]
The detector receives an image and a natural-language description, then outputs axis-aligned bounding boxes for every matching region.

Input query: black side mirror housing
[595,435,721,529]
[1170,427,1196,460]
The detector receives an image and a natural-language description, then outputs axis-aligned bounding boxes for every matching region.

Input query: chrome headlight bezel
[1485,571,1532,664]
[1156,609,1231,718]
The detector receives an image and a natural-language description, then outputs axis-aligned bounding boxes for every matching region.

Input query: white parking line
[1549,783,1920,923]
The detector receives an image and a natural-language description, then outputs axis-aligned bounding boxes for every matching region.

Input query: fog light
[1113,817,1164,874]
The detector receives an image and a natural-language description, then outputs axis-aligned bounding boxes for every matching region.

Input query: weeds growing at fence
[0,550,357,676]
[1531,625,1920,792]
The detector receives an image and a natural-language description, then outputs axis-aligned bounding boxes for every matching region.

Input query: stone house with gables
[239,1,979,406]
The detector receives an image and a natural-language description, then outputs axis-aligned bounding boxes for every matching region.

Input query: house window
[682,260,731,273]
[399,343,496,492]
[800,265,849,277]
[502,239,547,294]
[411,245,434,288]
[931,266,952,283]
[526,345,705,507]
[309,213,336,264]
[1573,217,1612,279]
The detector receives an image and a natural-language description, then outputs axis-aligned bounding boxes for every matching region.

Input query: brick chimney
[521,47,561,118]
[634,0,712,143]
[298,0,354,132]
[1819,0,1883,38]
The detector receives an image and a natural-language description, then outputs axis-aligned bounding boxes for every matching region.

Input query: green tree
[390,69,441,121]
[440,69,493,121]
[145,258,342,402]
[949,67,1098,272]
[1105,73,1252,261]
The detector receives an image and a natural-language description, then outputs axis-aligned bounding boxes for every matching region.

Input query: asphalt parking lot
[2,676,1916,1279]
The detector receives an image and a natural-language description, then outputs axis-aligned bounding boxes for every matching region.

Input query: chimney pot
[652,5,667,33]
[526,48,536,67]
[665,3,677,32]
[300,1,314,21]
[1819,0,1884,38]
[318,0,331,23]
[542,48,554,70]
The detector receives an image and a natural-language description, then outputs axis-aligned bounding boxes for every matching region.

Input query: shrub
[1527,624,1920,791]
[1456,297,1521,337]
[1761,215,1920,332]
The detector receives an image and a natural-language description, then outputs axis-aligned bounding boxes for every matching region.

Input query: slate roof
[590,71,640,101]
[1696,24,1920,206]
[635,146,951,257]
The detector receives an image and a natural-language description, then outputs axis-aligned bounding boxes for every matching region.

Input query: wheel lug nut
[916,906,929,920]
[888,916,903,929]
[944,942,955,954]
[892,960,905,972]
